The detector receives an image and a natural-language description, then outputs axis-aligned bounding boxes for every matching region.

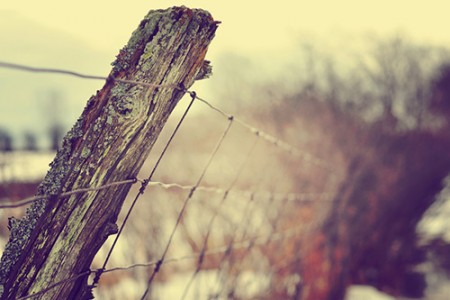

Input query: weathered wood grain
[0,6,218,299]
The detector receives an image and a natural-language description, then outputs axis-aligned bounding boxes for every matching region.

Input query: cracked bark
[0,6,218,299]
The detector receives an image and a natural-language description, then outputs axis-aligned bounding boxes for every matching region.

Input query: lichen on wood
[0,6,218,299]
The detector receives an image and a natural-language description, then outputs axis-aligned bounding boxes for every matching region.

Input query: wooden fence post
[0,6,218,299]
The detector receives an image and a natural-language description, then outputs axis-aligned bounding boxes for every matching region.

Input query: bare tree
[23,131,38,152]
[0,128,13,152]
[212,33,450,299]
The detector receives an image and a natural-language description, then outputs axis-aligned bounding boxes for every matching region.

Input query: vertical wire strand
[140,117,234,300]
[211,157,277,296]
[92,90,196,286]
[180,133,260,300]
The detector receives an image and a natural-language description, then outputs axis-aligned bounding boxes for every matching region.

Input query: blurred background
[1,1,450,299]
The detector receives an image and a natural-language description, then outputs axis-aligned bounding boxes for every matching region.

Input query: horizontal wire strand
[16,271,93,300]
[193,94,332,169]
[0,178,335,209]
[0,61,179,90]
[0,60,332,170]
[132,180,336,202]
[0,179,137,208]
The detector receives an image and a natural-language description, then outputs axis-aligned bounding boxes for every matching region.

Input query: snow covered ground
[0,151,54,182]
[1,151,450,300]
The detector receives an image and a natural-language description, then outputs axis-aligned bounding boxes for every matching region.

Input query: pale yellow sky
[1,0,450,138]
[2,0,450,56]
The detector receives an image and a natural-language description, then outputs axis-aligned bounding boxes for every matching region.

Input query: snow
[157,274,394,300]
[346,285,394,300]
[1,152,450,300]
[153,270,271,300]
[0,151,54,182]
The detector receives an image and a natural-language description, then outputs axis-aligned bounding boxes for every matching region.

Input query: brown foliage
[256,65,450,298]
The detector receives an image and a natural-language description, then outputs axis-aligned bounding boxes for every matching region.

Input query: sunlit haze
[2,1,450,54]
[1,0,449,139]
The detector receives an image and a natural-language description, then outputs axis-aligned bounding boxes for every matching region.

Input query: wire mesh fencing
[0,61,340,299]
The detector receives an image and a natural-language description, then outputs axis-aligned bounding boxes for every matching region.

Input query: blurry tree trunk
[299,124,450,299]
[0,7,217,300]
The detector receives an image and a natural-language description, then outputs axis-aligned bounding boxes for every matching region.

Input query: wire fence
[0,61,338,299]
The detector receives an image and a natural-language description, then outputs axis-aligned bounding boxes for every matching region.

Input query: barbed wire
[147,180,335,202]
[0,59,337,299]
[0,60,333,170]
[0,177,335,210]
[192,94,332,170]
